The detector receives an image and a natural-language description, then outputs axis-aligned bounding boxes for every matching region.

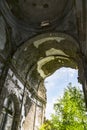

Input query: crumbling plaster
[0,0,87,130]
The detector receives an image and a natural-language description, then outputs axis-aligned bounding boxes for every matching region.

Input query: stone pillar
[83,75,87,107]
[23,103,36,130]
[34,105,43,130]
[80,60,87,108]
[0,12,12,95]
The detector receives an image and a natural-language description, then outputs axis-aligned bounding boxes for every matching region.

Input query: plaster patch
[24,47,28,51]
[33,37,65,48]
[37,56,70,78]
[21,105,25,130]
[46,48,69,57]
[8,69,24,90]
[37,56,55,78]
[8,69,13,77]
[57,56,69,60]
[5,77,23,100]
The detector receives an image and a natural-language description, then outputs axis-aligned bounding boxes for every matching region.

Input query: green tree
[40,83,87,130]
[51,83,87,130]
[39,120,52,130]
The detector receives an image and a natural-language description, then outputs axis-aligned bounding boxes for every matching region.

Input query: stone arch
[10,32,87,129]
[0,94,20,130]
[12,32,82,88]
[9,94,20,129]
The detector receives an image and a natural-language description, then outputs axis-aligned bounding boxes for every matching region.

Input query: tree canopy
[39,83,87,130]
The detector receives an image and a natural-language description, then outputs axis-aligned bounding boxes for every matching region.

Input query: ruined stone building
[0,0,87,130]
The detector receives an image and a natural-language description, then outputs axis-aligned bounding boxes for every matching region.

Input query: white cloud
[44,67,78,91]
[67,68,78,78]
[45,92,64,119]
[44,82,58,92]
[45,67,78,83]
[45,97,57,119]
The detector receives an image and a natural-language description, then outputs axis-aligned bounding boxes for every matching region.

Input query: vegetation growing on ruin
[40,83,87,130]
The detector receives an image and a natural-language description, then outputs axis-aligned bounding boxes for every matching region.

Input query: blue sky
[44,67,82,119]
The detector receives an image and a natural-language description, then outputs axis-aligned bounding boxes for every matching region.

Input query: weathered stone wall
[0,0,87,129]
[0,68,46,130]
[35,106,43,130]
[23,103,35,130]
[0,69,23,129]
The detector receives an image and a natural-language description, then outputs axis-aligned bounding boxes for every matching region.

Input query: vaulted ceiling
[0,0,87,90]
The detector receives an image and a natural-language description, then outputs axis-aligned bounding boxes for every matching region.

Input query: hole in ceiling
[32,3,37,7]
[43,3,49,8]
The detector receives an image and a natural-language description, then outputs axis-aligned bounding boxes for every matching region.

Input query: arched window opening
[44,67,83,119]
[0,97,15,130]
[42,67,87,130]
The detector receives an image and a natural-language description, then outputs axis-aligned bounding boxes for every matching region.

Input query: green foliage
[40,83,87,130]
[39,120,52,130]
